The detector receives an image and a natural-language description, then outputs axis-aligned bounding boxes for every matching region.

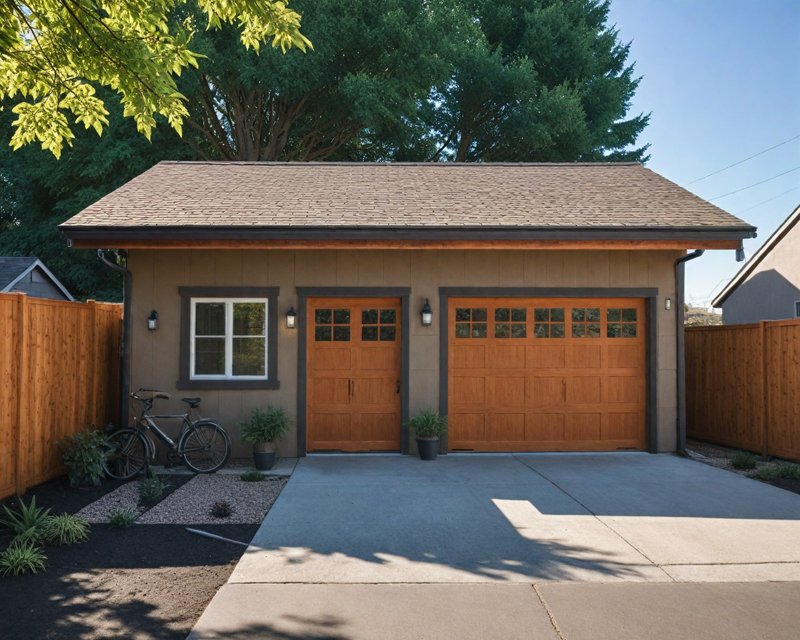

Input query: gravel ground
[138,474,287,524]
[77,481,147,523]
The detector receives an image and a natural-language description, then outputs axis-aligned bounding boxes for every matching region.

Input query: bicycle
[104,389,231,479]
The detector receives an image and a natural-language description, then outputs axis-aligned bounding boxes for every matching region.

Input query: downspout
[98,250,131,430]
[674,249,705,455]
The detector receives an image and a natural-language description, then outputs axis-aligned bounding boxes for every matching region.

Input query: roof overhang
[712,203,800,307]
[61,225,756,251]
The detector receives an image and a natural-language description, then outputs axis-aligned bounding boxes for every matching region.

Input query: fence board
[0,293,122,498]
[687,319,800,462]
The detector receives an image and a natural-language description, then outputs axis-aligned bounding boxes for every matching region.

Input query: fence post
[14,293,29,496]
[87,300,98,427]
[760,320,769,458]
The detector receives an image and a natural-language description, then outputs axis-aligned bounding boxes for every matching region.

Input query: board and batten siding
[127,249,681,457]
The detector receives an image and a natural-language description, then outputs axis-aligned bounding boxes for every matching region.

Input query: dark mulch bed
[768,477,800,496]
[0,475,261,639]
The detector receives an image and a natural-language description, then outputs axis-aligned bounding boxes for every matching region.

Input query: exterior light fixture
[665,298,672,311]
[147,310,158,331]
[286,307,297,329]
[421,299,433,327]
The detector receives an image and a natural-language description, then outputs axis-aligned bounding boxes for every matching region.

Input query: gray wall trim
[62,226,756,243]
[438,286,660,454]
[177,286,280,390]
[296,287,412,457]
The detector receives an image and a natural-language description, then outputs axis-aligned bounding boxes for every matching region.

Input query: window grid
[494,307,527,338]
[455,307,488,338]
[314,308,351,342]
[533,307,565,338]
[362,308,397,341]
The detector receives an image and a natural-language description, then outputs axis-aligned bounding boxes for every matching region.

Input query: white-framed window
[190,298,269,380]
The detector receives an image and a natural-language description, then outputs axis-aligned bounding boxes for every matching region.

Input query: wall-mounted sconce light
[664,298,672,311]
[286,306,297,329]
[147,310,158,331]
[421,299,433,327]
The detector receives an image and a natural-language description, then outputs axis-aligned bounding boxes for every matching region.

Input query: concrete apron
[189,453,800,639]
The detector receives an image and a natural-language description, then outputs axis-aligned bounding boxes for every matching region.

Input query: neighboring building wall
[9,267,70,300]
[722,222,800,324]
[128,249,681,457]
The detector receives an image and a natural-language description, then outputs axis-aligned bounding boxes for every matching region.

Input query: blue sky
[607,0,800,306]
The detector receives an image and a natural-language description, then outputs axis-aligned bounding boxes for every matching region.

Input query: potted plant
[237,407,292,470]
[408,409,447,461]
[59,427,111,487]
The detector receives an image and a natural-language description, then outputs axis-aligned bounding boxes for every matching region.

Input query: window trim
[795,300,800,318]
[178,286,279,390]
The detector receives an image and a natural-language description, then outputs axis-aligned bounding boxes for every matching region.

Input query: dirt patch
[0,474,281,639]
[687,439,800,497]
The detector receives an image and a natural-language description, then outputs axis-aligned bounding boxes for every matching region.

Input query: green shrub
[0,540,47,576]
[755,462,800,481]
[40,514,90,546]
[1,497,51,543]
[407,409,448,438]
[209,500,233,519]
[730,450,757,470]
[237,407,292,444]
[240,471,267,482]
[60,428,111,487]
[138,475,169,506]
[108,507,137,529]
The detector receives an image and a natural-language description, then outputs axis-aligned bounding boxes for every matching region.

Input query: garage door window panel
[534,307,565,338]
[495,307,527,338]
[607,308,638,338]
[455,307,487,338]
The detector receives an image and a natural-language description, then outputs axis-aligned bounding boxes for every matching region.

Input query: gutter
[674,250,705,455]
[98,250,131,430]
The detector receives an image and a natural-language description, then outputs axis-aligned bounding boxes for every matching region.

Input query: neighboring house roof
[61,161,756,246]
[0,256,75,301]
[712,203,800,307]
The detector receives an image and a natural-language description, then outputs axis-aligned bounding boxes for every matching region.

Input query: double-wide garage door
[448,297,647,452]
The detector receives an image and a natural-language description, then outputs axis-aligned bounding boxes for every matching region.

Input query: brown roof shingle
[61,161,754,234]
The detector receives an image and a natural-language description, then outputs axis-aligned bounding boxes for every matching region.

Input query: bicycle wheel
[104,429,149,480]
[179,421,230,473]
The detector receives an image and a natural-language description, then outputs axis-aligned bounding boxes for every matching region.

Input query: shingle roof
[0,256,37,289]
[61,161,754,236]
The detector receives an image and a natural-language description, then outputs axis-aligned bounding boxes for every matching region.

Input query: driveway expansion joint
[533,583,567,640]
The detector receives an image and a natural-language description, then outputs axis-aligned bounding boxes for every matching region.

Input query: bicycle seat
[181,397,202,408]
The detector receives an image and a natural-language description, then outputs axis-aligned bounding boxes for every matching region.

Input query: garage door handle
[396,380,401,394]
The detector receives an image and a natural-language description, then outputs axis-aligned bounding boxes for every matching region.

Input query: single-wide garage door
[448,297,646,452]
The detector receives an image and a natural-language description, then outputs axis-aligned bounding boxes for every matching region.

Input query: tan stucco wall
[128,249,682,458]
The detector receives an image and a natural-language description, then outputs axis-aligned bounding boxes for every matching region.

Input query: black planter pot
[416,437,440,461]
[253,442,277,470]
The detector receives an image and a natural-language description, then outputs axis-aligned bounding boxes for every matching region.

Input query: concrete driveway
[190,453,800,639]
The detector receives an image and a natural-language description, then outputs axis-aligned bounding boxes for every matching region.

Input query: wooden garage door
[448,297,646,452]
[307,298,402,451]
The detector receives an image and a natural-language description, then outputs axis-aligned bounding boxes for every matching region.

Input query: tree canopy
[0,0,310,157]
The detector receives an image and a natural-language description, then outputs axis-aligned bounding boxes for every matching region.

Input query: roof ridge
[156,160,643,167]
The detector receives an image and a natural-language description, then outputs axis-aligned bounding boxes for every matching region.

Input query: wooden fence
[686,319,800,462]
[1,293,122,499]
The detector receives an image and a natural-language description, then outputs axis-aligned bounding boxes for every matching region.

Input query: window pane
[233,303,265,336]
[607,308,621,322]
[472,308,487,321]
[511,324,527,338]
[315,326,332,341]
[586,308,601,322]
[472,323,487,338]
[362,309,378,324]
[362,326,378,341]
[622,324,637,338]
[572,308,585,322]
[195,337,225,374]
[455,323,470,338]
[534,324,549,338]
[534,308,549,322]
[572,324,585,338]
[232,338,265,376]
[380,309,396,324]
[456,308,470,321]
[587,323,601,337]
[495,308,510,322]
[551,323,565,338]
[607,324,621,338]
[333,309,350,324]
[622,308,638,322]
[195,303,225,336]
[333,326,351,341]
[511,308,526,322]
[315,309,331,324]
[379,326,396,341]
[495,323,510,338]
[550,308,564,322]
